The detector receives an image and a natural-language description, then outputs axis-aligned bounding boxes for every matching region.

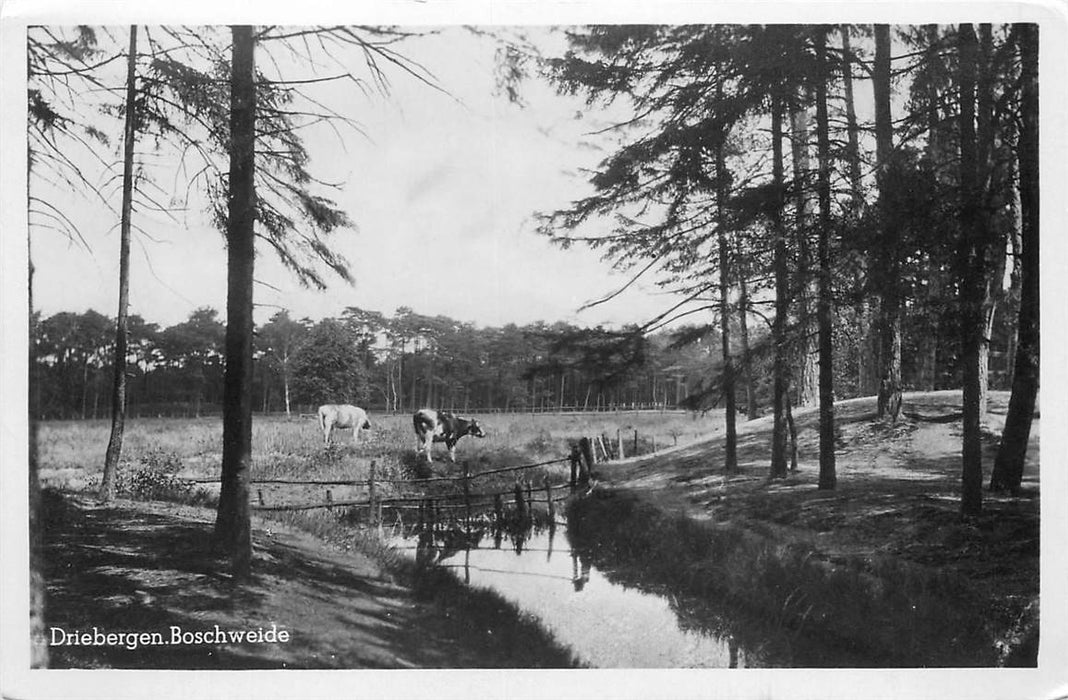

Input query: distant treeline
[30,300,1012,421]
[30,306,725,420]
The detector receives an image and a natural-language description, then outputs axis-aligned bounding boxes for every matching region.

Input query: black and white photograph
[2,2,1066,699]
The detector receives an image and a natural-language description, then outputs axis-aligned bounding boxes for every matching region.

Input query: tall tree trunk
[990,23,1039,493]
[770,91,790,479]
[396,352,403,412]
[738,275,757,419]
[814,27,837,490]
[214,24,256,580]
[841,25,878,398]
[873,24,903,422]
[1002,154,1024,381]
[841,26,864,208]
[27,115,49,672]
[976,23,998,417]
[957,22,984,517]
[283,352,291,416]
[790,100,819,407]
[715,107,738,471]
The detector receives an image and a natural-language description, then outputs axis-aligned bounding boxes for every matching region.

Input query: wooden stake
[462,461,472,531]
[368,459,377,527]
[579,436,594,482]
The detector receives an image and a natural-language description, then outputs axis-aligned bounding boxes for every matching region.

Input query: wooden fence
[181,426,672,527]
[182,453,584,527]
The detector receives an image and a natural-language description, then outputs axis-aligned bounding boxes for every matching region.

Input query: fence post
[579,436,594,484]
[652,435,657,453]
[569,445,580,488]
[634,429,639,456]
[526,478,533,511]
[617,429,625,460]
[368,460,378,528]
[543,475,555,524]
[257,489,265,507]
[326,489,333,513]
[462,461,472,531]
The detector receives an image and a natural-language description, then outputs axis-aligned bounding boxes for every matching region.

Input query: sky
[26,25,688,331]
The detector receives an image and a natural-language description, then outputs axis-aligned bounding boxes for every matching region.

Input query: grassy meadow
[36,409,723,525]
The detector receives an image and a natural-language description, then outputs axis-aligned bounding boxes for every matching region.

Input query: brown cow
[412,409,486,463]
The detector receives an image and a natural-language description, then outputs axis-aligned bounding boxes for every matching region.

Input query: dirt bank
[40,490,579,669]
[570,391,1039,667]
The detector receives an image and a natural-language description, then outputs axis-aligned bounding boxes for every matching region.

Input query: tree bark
[990,23,1039,493]
[814,27,837,490]
[738,276,757,419]
[100,26,138,504]
[873,24,903,422]
[770,91,790,479]
[214,24,256,580]
[714,98,738,471]
[28,121,49,671]
[283,349,292,416]
[790,100,819,408]
[976,23,1000,417]
[957,22,984,517]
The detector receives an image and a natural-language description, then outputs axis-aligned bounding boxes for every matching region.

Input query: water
[391,524,755,668]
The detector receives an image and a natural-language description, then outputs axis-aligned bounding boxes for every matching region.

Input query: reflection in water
[571,550,591,592]
[393,519,757,668]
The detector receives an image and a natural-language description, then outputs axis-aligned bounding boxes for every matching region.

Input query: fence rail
[178,428,666,525]
[183,456,570,487]
[180,449,591,525]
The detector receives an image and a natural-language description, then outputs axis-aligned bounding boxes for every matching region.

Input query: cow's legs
[323,424,331,445]
[447,441,457,463]
[423,434,434,463]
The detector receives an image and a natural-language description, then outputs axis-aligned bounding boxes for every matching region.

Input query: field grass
[36,409,722,533]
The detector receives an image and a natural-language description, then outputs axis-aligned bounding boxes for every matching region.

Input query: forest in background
[30,288,1016,420]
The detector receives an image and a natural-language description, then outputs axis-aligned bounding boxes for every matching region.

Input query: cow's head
[467,420,486,439]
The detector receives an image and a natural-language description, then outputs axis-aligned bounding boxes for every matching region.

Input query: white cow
[318,404,371,445]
